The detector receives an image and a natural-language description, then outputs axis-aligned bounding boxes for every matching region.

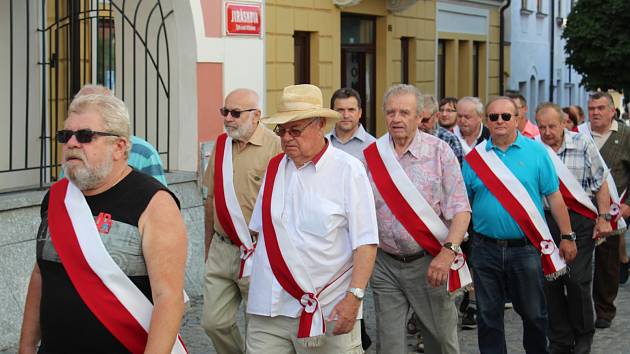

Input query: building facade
[0,0,263,349]
[265,0,503,137]
[505,0,589,122]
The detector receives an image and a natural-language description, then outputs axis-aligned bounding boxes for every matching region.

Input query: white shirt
[247,145,379,318]
[591,119,618,150]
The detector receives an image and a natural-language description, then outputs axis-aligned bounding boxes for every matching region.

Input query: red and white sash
[538,140,598,220]
[363,135,472,293]
[213,133,256,278]
[465,141,566,279]
[48,179,187,354]
[577,123,627,230]
[261,154,353,340]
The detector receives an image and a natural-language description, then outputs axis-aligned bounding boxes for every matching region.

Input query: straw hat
[262,84,341,133]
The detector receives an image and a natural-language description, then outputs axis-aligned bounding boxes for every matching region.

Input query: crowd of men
[18,82,630,354]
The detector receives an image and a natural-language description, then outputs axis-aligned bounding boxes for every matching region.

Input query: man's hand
[559,239,577,262]
[427,248,455,288]
[594,218,613,239]
[328,293,361,335]
[620,204,630,219]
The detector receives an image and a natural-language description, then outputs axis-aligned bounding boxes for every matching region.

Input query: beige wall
[265,0,340,116]
[265,0,438,136]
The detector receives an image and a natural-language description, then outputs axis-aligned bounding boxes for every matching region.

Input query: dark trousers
[593,232,620,321]
[470,235,549,354]
[544,211,595,354]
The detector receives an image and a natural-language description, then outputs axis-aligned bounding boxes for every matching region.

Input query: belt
[476,233,529,247]
[383,250,427,263]
[214,232,234,245]
[214,230,258,246]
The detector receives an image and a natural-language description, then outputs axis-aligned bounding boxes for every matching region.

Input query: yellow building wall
[265,0,340,116]
[437,8,502,103]
[265,0,438,137]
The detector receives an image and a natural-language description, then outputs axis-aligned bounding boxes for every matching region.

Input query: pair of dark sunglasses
[488,113,515,122]
[219,107,257,118]
[56,129,120,143]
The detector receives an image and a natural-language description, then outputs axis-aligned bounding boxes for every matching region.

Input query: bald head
[222,88,261,141]
[226,88,259,109]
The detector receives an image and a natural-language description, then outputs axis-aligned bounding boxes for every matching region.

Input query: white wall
[190,0,265,113]
[507,0,589,119]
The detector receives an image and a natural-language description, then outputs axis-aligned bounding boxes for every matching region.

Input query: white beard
[63,147,114,191]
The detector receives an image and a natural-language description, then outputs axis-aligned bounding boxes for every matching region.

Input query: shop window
[293,31,310,84]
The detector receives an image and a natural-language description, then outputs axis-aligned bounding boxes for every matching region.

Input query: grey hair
[536,102,564,123]
[68,94,132,156]
[382,84,423,114]
[486,96,519,115]
[421,94,439,115]
[457,96,484,116]
[75,84,112,98]
[588,91,615,110]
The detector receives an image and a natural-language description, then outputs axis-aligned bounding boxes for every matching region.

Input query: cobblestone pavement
[180,283,630,354]
[3,284,629,353]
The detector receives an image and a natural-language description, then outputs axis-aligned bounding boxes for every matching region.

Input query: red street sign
[226,2,262,36]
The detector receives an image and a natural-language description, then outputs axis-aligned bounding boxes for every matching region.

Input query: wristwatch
[560,232,577,241]
[599,212,613,221]
[347,287,365,300]
[443,242,461,255]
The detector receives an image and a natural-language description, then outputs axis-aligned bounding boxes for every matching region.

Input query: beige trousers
[246,314,363,354]
[201,235,250,354]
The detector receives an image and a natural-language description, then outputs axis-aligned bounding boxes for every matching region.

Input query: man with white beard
[201,89,281,353]
[19,94,188,353]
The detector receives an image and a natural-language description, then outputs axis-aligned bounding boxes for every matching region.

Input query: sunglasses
[273,118,318,138]
[56,129,120,144]
[219,107,257,118]
[488,113,514,122]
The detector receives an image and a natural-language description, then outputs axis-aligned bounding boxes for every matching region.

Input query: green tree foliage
[562,0,630,94]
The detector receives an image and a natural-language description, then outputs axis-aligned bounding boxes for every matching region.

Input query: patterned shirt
[434,126,464,165]
[554,130,606,196]
[370,131,471,255]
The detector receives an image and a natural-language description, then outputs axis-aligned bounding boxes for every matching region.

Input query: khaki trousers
[246,315,363,354]
[201,234,250,354]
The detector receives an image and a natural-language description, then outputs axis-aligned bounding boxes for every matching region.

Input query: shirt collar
[331,124,368,143]
[243,123,265,146]
[486,131,524,151]
[390,130,422,159]
[561,129,577,151]
[288,138,330,171]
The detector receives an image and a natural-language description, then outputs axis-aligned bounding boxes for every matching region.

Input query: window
[401,37,410,84]
[97,18,115,90]
[293,31,310,84]
[522,0,528,10]
[437,40,445,99]
[537,0,543,13]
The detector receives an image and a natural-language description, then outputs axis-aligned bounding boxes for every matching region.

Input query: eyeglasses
[219,107,257,118]
[488,113,515,122]
[273,118,318,137]
[56,129,120,144]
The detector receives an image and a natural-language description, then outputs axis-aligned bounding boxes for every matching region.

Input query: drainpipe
[549,1,555,101]
[499,0,511,95]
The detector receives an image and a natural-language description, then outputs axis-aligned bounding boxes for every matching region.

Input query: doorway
[341,14,376,135]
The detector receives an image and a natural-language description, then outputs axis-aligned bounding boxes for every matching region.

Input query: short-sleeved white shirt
[247,145,379,318]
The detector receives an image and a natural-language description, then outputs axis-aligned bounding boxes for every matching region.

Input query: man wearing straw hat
[246,84,379,353]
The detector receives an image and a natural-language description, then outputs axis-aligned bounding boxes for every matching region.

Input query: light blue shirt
[128,136,167,186]
[462,132,558,239]
[327,124,376,164]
